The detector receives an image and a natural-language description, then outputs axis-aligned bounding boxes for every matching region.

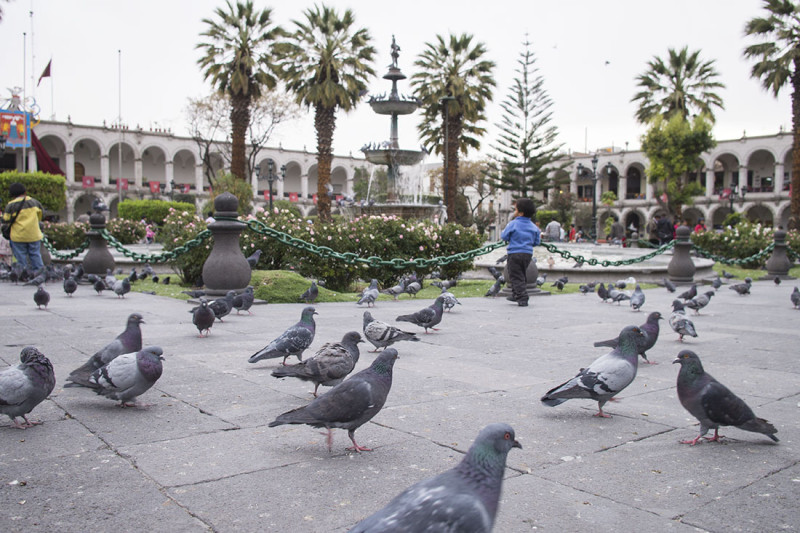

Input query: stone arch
[73,137,103,179]
[708,152,742,193]
[282,161,303,203]
[622,164,645,199]
[73,192,101,221]
[776,202,792,228]
[680,206,706,227]
[708,204,734,229]
[141,145,167,185]
[172,149,197,189]
[109,140,136,187]
[330,165,348,197]
[204,152,226,190]
[744,203,775,226]
[620,207,646,235]
[37,134,68,172]
[743,148,777,192]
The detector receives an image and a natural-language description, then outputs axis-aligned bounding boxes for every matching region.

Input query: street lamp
[169,178,176,201]
[259,160,284,212]
[729,183,746,212]
[577,155,614,242]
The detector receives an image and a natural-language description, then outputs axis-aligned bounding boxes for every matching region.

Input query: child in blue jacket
[500,198,541,306]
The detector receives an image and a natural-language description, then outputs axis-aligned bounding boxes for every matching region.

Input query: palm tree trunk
[445,113,461,222]
[790,58,800,231]
[315,103,335,222]
[230,92,251,181]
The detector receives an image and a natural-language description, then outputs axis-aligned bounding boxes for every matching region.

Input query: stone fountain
[354,36,443,222]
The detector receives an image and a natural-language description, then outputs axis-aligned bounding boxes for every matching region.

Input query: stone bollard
[499,258,551,298]
[82,213,116,275]
[631,231,639,248]
[667,225,695,284]
[201,192,251,296]
[764,229,794,279]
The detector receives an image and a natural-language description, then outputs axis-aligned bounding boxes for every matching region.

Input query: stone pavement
[1,276,798,532]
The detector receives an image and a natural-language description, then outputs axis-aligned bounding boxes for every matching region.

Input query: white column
[738,166,747,191]
[301,174,309,200]
[646,180,655,201]
[618,175,627,200]
[705,169,714,197]
[195,164,204,192]
[27,150,38,172]
[65,151,75,183]
[278,178,285,199]
[251,169,259,199]
[100,155,110,186]
[134,158,143,188]
[774,162,784,193]
[166,161,174,191]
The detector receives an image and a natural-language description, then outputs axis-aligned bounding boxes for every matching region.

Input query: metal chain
[99,228,212,263]
[539,241,675,267]
[787,247,800,262]
[42,236,90,260]
[691,242,775,265]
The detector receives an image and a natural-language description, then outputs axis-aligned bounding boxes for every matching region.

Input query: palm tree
[744,0,800,230]
[274,3,375,222]
[411,33,496,223]
[196,0,282,181]
[631,46,725,124]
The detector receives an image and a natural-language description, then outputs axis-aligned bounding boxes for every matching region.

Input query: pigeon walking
[63,276,78,297]
[669,300,698,341]
[192,299,216,337]
[396,296,445,333]
[485,276,504,297]
[541,325,645,417]
[249,306,317,365]
[271,331,364,397]
[630,284,645,311]
[729,278,752,295]
[246,248,262,269]
[0,347,56,428]
[112,277,131,298]
[674,350,778,445]
[65,313,145,388]
[711,276,722,290]
[678,284,697,301]
[33,285,50,309]
[350,423,521,532]
[268,348,398,452]
[208,290,236,321]
[301,281,319,304]
[685,291,714,314]
[357,279,379,307]
[382,279,407,301]
[362,311,419,352]
[594,311,662,365]
[597,282,609,302]
[439,287,461,311]
[232,286,255,315]
[791,286,800,309]
[88,346,165,407]
[663,278,677,293]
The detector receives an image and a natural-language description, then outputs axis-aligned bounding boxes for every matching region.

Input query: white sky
[0,0,791,163]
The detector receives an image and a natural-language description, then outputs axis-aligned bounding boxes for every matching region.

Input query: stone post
[82,213,116,275]
[631,231,640,248]
[202,192,251,296]
[764,230,794,279]
[500,258,550,298]
[667,225,695,283]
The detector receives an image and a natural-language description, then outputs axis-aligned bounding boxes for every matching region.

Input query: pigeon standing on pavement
[791,286,800,309]
[729,278,752,295]
[685,291,714,314]
[594,311,663,365]
[541,325,645,417]
[33,285,50,309]
[88,346,165,407]
[192,299,216,337]
[301,281,319,304]
[439,287,461,311]
[271,331,364,396]
[349,423,521,532]
[63,275,78,297]
[485,276,504,297]
[0,346,56,428]
[112,277,131,298]
[678,284,697,301]
[382,279,407,301]
[357,279,380,307]
[269,348,399,452]
[396,296,445,333]
[711,276,722,290]
[663,278,677,293]
[674,350,778,445]
[232,286,255,315]
[208,290,236,321]
[94,278,107,295]
[65,313,145,388]
[362,311,419,352]
[597,282,609,302]
[249,306,317,365]
[630,284,645,311]
[669,300,698,341]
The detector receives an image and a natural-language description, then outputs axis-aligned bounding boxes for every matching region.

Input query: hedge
[0,171,67,212]
[118,199,196,225]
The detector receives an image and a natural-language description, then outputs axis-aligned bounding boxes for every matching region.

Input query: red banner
[181,184,191,194]
[312,194,318,204]
[289,192,298,202]
[263,190,272,201]
[81,176,95,188]
[149,181,161,194]
[118,178,128,191]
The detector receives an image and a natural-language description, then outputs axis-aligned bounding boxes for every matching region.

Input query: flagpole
[22,32,27,172]
[117,49,122,211]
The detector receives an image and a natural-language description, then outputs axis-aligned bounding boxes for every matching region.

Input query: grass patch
[712,263,800,280]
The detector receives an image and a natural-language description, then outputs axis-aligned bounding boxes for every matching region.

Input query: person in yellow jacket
[3,182,44,271]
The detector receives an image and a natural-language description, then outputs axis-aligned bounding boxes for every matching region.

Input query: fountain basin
[363,148,427,166]
[369,99,420,115]
[348,203,443,221]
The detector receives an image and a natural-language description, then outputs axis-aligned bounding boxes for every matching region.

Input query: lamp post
[729,183,746,213]
[577,154,600,242]
[169,178,176,201]
[260,160,284,212]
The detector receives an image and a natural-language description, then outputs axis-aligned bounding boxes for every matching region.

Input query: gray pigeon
[674,350,778,445]
[94,278,107,295]
[629,284,645,311]
[0,347,56,428]
[63,275,78,297]
[104,269,117,289]
[678,284,697,301]
[349,423,521,532]
[192,298,216,337]
[208,290,235,321]
[729,278,752,295]
[405,281,422,297]
[65,313,145,388]
[669,300,698,341]
[439,287,461,311]
[663,278,677,293]
[381,279,407,301]
[541,325,645,417]
[791,286,800,309]
[232,286,255,315]
[301,281,319,303]
[112,277,131,298]
[88,346,164,407]
[249,306,317,365]
[594,311,662,365]
[607,285,630,305]
[396,296,445,333]
[246,248,262,269]
[711,276,722,290]
[485,276,504,297]
[685,291,714,314]
[362,311,419,352]
[33,285,50,309]
[271,331,364,396]
[357,279,379,307]
[597,282,609,302]
[268,348,398,452]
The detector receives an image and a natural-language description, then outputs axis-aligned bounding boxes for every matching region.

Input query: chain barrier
[539,241,675,267]
[788,247,800,262]
[42,236,90,260]
[99,228,213,263]
[690,242,775,265]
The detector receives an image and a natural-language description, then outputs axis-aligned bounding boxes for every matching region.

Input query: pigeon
[0,347,56,428]
[63,276,78,297]
[608,285,631,305]
[396,296,445,333]
[721,269,735,279]
[362,311,419,352]
[208,290,235,321]
[729,278,752,295]
[630,284,645,311]
[151,275,159,284]
[161,276,171,285]
[433,278,458,290]
[597,282,609,302]
[246,248,262,269]
[685,291,715,314]
[301,281,319,303]
[271,331,364,397]
[382,279,407,300]
[669,300,698,341]
[405,280,422,297]
[249,306,317,365]
[350,423,521,532]
[268,348,398,452]
[678,284,697,301]
[791,287,800,309]
[485,276,504,297]
[181,289,206,299]
[594,311,662,365]
[88,346,165,407]
[33,285,50,309]
[439,287,461,311]
[357,279,380,307]
[674,350,778,445]
[711,276,722,290]
[65,313,145,388]
[113,277,131,298]
[23,272,46,286]
[579,284,595,294]
[104,269,118,288]
[551,276,568,291]
[487,266,503,280]
[141,262,156,278]
[128,268,138,283]
[192,298,216,337]
[535,273,547,287]
[541,325,645,417]
[663,278,677,293]
[232,286,255,314]
[92,197,109,213]
[94,278,107,295]
[773,276,781,286]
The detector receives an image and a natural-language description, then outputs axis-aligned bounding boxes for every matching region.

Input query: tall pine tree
[487,38,567,201]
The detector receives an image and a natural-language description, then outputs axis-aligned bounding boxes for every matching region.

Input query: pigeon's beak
[513,440,522,449]
[672,358,681,364]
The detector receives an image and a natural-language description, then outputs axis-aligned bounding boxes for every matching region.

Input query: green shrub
[159,207,210,284]
[118,199,196,225]
[0,171,67,212]
[272,200,302,217]
[172,193,196,205]
[106,217,146,245]
[691,220,773,268]
[207,171,252,215]
[785,229,800,258]
[536,209,559,227]
[42,221,89,249]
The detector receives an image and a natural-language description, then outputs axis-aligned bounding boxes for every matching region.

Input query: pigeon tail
[739,417,779,441]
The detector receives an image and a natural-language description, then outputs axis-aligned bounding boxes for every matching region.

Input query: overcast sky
[0,0,791,163]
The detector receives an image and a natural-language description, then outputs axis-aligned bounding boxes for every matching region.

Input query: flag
[37,60,52,87]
